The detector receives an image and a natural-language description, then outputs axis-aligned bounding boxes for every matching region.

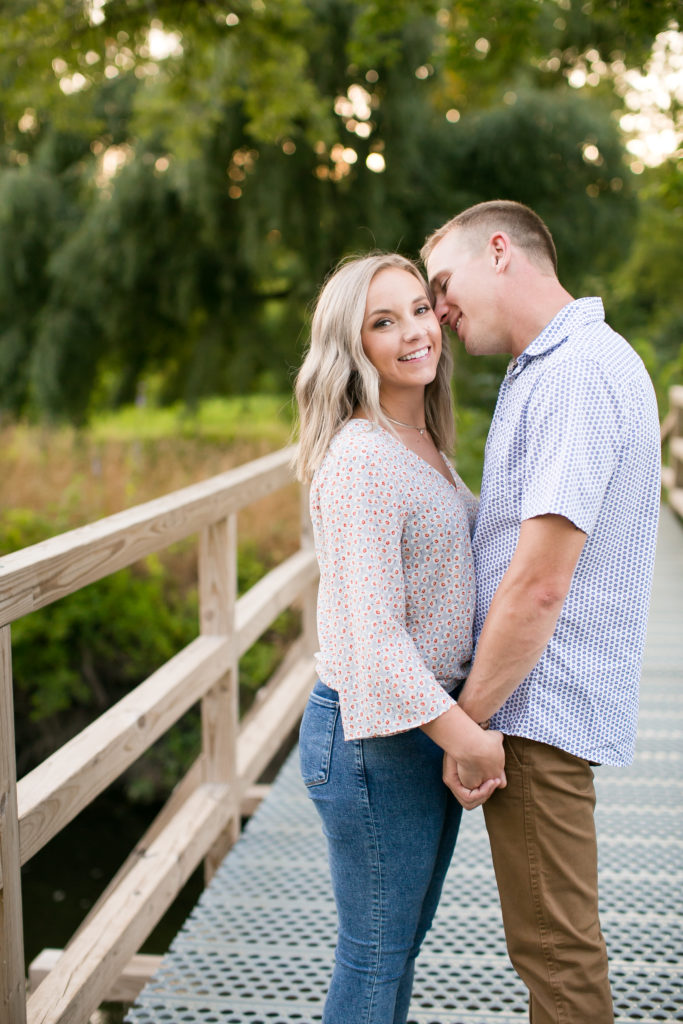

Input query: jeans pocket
[299,692,339,788]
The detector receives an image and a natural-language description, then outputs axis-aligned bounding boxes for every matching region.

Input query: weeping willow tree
[0,0,678,420]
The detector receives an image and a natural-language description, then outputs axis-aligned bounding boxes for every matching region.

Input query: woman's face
[360,267,442,401]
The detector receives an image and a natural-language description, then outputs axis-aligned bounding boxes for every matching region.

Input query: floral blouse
[311,418,478,740]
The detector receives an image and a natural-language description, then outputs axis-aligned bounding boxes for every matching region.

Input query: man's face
[427,229,509,357]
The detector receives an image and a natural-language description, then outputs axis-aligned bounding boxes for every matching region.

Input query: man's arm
[443,513,587,806]
[458,512,587,725]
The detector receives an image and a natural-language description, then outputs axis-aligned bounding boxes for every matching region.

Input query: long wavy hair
[294,252,454,482]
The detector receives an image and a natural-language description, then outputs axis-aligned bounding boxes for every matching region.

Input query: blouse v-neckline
[347,418,459,493]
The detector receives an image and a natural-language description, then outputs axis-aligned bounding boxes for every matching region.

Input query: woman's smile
[398,345,431,362]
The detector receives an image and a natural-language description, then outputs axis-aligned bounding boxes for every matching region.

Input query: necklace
[381,408,428,437]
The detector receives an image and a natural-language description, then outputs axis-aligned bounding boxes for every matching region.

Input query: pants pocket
[504,734,525,770]
[299,692,339,788]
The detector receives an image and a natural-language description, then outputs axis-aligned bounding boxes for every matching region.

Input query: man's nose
[433,297,448,324]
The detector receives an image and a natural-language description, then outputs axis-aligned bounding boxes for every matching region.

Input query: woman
[294,252,505,1024]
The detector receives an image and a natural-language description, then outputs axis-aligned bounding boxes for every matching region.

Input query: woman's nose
[403,316,425,340]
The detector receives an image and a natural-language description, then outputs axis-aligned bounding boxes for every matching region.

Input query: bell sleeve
[314,443,455,739]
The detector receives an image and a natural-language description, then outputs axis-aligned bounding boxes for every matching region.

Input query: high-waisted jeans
[299,680,462,1024]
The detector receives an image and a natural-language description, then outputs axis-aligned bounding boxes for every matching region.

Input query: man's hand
[443,751,506,810]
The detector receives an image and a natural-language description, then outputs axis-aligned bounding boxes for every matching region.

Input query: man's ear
[489,231,510,271]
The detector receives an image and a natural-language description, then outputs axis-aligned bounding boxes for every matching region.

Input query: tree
[608,160,683,403]
[0,165,70,415]
[0,0,678,419]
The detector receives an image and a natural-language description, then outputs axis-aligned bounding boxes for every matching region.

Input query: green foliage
[13,556,192,719]
[0,166,67,415]
[90,394,294,444]
[346,0,442,69]
[0,0,678,422]
[381,86,636,292]
[436,0,676,95]
[2,509,197,774]
[607,162,683,404]
[4,504,298,798]
[452,405,490,493]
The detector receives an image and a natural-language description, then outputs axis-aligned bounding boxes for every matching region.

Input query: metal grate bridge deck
[126,505,683,1024]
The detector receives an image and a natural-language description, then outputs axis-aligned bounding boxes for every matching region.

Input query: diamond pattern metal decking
[126,506,683,1024]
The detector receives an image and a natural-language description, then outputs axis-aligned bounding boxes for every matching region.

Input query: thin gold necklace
[381,407,428,437]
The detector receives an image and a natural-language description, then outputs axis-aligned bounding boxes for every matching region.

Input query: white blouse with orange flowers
[310,418,478,740]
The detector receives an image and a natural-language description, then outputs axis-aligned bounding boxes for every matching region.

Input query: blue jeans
[299,680,462,1024]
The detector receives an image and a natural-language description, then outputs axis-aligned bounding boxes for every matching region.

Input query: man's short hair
[421,199,558,274]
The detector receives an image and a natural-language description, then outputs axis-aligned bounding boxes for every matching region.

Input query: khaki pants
[483,735,614,1024]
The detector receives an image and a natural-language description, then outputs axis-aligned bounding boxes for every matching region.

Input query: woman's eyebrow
[366,295,428,318]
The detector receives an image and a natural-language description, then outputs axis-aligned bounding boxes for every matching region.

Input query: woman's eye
[374,317,391,328]
[416,304,431,315]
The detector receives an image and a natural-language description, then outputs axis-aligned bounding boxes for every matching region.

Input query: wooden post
[0,626,27,1024]
[299,484,319,660]
[198,516,239,881]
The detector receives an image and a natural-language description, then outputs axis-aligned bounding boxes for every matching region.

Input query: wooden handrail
[0,445,295,628]
[661,385,683,519]
[27,781,234,1024]
[14,635,231,875]
[0,444,319,1024]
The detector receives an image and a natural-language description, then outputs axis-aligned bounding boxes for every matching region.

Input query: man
[422,200,661,1023]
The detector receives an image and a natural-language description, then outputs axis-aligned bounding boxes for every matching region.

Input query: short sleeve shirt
[311,419,478,740]
[472,298,660,766]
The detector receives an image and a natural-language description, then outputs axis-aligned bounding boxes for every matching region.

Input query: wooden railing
[661,384,683,518]
[0,446,319,1024]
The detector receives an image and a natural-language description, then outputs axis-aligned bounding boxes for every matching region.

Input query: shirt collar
[506,297,605,377]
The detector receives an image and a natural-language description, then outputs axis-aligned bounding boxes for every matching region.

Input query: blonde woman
[295,252,505,1024]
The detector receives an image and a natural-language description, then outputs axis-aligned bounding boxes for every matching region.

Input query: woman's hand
[421,706,506,810]
[443,729,506,810]
[442,754,500,810]
[456,727,505,788]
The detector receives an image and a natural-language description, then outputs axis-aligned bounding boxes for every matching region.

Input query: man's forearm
[459,514,587,723]
[457,576,565,722]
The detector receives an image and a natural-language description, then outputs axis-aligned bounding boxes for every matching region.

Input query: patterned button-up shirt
[472,297,660,766]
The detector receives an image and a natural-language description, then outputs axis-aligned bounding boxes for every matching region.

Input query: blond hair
[421,199,557,273]
[294,252,454,482]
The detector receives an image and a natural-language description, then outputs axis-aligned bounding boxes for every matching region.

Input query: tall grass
[1,395,299,555]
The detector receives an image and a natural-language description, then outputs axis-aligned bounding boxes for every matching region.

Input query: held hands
[419,704,506,810]
[443,730,506,811]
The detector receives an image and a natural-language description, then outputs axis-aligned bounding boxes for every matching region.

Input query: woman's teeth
[398,347,429,362]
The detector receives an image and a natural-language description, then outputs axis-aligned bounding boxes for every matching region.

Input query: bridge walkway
[125,505,683,1024]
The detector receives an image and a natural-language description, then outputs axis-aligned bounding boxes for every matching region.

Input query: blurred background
[1,0,681,996]
[1,0,680,425]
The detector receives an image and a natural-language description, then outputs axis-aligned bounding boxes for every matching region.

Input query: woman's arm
[315,437,458,739]
[420,704,506,809]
